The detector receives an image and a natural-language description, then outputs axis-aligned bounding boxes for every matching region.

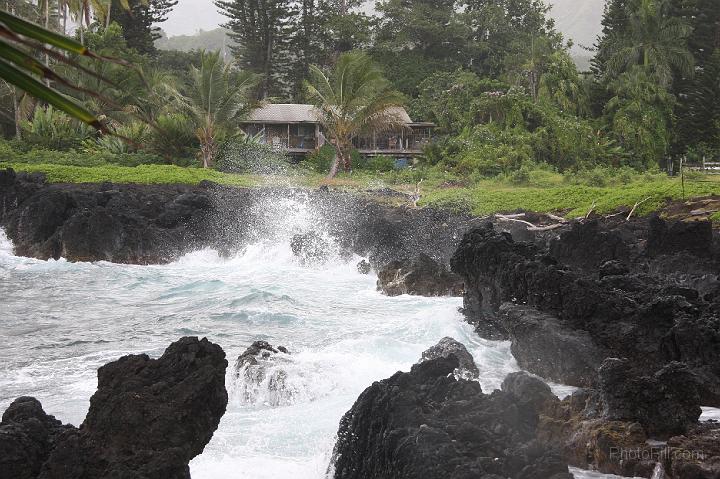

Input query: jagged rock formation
[419,337,479,379]
[536,379,718,478]
[0,337,228,479]
[596,358,702,436]
[377,254,464,297]
[499,304,605,386]
[331,341,573,479]
[0,169,212,263]
[451,220,720,404]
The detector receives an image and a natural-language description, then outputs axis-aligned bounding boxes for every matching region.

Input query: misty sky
[162,0,227,37]
[161,0,375,37]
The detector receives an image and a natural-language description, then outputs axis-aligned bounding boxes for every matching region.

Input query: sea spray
[0,223,630,479]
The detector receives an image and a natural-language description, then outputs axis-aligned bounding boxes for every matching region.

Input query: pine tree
[591,0,632,77]
[678,49,720,154]
[668,0,720,154]
[111,0,178,55]
[215,0,295,99]
[286,0,371,100]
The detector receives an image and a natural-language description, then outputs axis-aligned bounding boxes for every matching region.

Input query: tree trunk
[199,126,216,169]
[44,0,51,87]
[327,146,341,179]
[105,2,112,29]
[12,88,21,140]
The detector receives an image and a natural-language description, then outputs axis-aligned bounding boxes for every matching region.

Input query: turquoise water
[0,194,666,478]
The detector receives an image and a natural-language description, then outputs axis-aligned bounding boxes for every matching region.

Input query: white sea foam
[0,213,635,479]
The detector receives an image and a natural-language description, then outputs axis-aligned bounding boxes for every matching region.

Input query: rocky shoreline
[0,168,479,267]
[3,167,720,478]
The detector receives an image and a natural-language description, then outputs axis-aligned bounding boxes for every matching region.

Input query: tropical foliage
[1,0,719,179]
[174,50,259,168]
[305,51,405,177]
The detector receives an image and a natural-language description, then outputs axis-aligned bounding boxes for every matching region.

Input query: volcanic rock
[1,170,480,267]
[667,423,720,478]
[501,371,558,413]
[499,304,606,387]
[235,341,293,407]
[377,253,464,297]
[596,358,702,437]
[549,220,631,271]
[647,215,713,258]
[38,336,228,479]
[451,223,720,405]
[0,397,73,479]
[419,337,479,380]
[331,355,573,479]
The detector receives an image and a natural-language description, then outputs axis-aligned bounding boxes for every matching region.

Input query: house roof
[244,104,319,124]
[242,103,417,125]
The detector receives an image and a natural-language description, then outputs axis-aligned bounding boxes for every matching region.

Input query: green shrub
[0,139,165,168]
[302,145,335,172]
[508,165,532,185]
[215,138,289,174]
[21,106,95,151]
[149,114,197,163]
[358,155,396,172]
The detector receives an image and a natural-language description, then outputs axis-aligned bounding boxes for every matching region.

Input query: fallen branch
[546,213,568,223]
[495,214,566,231]
[411,179,423,208]
[627,197,652,221]
[586,201,597,219]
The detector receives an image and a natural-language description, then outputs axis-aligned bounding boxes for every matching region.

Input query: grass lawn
[420,175,720,218]
[0,162,259,187]
[4,162,720,219]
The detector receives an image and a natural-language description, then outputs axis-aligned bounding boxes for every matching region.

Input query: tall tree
[668,0,720,154]
[605,65,676,168]
[371,0,470,96]
[287,0,371,100]
[304,51,406,178]
[215,0,294,98]
[111,0,177,55]
[605,0,693,87]
[464,0,562,78]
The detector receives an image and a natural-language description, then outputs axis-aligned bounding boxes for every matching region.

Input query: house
[239,104,435,160]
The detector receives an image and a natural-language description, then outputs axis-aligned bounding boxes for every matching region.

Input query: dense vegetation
[1,0,719,210]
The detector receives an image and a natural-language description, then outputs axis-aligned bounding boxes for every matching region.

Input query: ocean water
[0,195,684,479]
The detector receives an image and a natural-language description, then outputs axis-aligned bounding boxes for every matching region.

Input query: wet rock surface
[451,220,720,405]
[377,253,464,297]
[420,337,480,379]
[0,337,228,479]
[537,386,720,478]
[291,231,332,264]
[331,342,573,479]
[500,304,605,387]
[234,341,293,407]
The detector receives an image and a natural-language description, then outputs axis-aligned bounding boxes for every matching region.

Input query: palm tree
[607,0,693,87]
[175,50,259,168]
[304,51,406,178]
